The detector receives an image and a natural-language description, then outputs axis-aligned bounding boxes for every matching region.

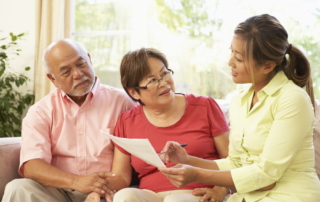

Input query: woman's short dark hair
[120,48,169,105]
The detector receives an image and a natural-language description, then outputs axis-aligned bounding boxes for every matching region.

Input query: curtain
[34,0,72,102]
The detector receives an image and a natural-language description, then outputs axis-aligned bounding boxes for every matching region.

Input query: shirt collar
[260,70,288,96]
[240,70,289,98]
[89,77,100,104]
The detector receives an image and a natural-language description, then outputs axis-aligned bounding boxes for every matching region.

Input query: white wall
[0,0,36,93]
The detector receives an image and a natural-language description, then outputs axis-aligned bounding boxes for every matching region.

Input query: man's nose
[73,68,83,79]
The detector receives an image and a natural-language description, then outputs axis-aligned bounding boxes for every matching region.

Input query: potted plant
[0,32,34,137]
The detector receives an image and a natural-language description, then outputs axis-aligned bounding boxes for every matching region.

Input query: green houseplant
[0,32,34,137]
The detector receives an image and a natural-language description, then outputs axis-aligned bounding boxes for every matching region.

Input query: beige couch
[0,137,21,201]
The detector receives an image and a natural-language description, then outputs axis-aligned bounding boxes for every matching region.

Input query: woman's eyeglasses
[135,69,174,90]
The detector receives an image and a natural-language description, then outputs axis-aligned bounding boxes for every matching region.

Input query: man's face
[46,42,95,99]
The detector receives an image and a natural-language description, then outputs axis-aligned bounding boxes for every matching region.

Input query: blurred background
[73,0,320,99]
[0,0,319,137]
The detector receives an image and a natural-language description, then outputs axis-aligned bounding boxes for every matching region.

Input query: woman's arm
[214,132,229,158]
[107,147,132,190]
[86,147,133,202]
[183,132,230,170]
[159,163,276,191]
[160,141,221,170]
[159,164,235,188]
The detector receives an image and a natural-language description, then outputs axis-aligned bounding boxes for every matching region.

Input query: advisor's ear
[127,88,140,100]
[263,61,276,74]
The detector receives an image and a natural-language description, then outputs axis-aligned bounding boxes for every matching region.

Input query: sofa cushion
[314,100,320,180]
[0,137,22,200]
[215,99,230,125]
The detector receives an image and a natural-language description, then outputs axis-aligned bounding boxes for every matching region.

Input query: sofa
[0,137,21,201]
[0,99,319,200]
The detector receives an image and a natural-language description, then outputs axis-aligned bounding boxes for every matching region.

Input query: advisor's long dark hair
[235,14,314,108]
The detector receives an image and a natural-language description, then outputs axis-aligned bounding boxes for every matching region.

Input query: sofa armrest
[0,137,22,200]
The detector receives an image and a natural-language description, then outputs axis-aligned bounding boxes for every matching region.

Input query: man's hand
[73,172,116,195]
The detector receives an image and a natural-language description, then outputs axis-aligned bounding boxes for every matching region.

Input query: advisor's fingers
[192,188,207,196]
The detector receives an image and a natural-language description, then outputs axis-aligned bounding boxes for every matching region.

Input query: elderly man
[2,39,136,202]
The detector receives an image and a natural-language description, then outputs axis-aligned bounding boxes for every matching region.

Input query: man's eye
[62,70,70,76]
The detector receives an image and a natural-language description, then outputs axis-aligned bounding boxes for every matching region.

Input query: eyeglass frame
[134,69,174,90]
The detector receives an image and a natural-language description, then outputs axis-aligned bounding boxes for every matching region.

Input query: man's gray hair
[42,39,88,74]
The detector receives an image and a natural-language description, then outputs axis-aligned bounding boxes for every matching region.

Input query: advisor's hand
[159,141,189,164]
[158,164,197,188]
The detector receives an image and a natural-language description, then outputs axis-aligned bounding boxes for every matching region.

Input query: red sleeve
[113,112,130,155]
[207,97,230,137]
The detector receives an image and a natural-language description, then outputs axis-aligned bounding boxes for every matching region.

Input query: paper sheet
[102,131,165,167]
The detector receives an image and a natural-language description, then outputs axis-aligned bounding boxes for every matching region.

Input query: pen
[157,144,188,155]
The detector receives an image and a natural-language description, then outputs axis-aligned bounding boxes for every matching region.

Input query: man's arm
[23,159,115,194]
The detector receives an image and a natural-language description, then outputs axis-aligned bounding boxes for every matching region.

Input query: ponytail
[234,14,315,110]
[284,45,315,108]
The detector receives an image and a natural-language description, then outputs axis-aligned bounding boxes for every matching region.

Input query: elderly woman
[86,48,230,202]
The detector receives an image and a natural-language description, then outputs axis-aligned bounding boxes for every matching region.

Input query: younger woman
[158,14,320,201]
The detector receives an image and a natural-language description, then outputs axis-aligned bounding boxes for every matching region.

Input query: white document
[102,131,165,167]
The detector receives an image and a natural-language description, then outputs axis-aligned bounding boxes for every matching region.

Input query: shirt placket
[76,106,87,175]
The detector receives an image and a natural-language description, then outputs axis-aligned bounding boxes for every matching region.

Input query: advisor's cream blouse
[216,71,320,201]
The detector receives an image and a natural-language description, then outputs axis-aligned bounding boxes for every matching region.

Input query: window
[73,0,320,99]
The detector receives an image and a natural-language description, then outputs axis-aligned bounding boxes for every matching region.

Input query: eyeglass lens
[147,71,171,89]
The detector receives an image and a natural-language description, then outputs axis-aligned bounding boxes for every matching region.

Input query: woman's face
[228,34,275,91]
[134,57,175,108]
[228,34,252,84]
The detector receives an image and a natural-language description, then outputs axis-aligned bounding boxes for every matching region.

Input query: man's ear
[263,61,276,74]
[87,53,92,64]
[46,73,59,88]
[127,88,140,100]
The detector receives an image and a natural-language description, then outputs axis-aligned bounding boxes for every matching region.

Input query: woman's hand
[192,186,228,202]
[159,141,190,164]
[85,192,101,202]
[158,164,198,188]
[259,182,276,191]
[85,191,114,202]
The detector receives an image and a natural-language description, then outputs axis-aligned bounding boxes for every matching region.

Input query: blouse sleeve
[114,113,131,155]
[215,94,242,170]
